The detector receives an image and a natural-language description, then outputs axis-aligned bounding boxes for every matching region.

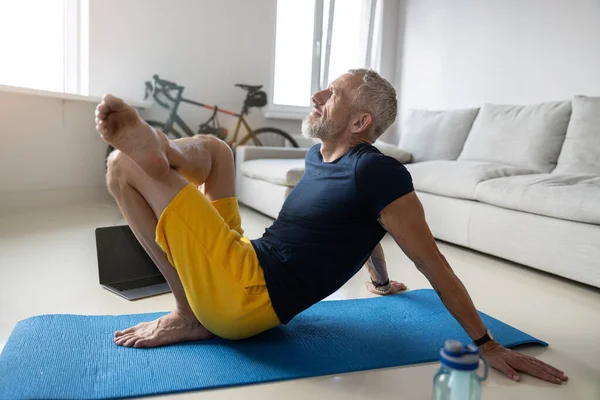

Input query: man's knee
[106,150,132,196]
[191,134,231,153]
[201,136,235,200]
[205,135,234,165]
[187,135,234,171]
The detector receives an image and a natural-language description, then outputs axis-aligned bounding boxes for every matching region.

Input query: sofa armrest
[236,146,308,172]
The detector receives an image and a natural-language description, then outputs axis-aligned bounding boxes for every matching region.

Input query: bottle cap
[439,340,480,371]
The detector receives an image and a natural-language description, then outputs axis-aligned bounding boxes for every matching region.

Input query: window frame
[266,0,376,120]
[266,0,323,120]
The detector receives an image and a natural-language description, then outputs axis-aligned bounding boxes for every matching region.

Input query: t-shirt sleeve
[355,152,414,217]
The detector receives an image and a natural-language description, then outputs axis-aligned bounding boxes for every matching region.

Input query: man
[95,69,567,384]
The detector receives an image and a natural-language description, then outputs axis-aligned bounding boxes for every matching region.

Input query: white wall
[88,0,301,140]
[0,91,109,209]
[397,0,600,135]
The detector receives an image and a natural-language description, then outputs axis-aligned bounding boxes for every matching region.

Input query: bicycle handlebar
[152,74,180,91]
[145,74,183,109]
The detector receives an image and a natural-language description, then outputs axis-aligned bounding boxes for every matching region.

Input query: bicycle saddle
[235,84,263,92]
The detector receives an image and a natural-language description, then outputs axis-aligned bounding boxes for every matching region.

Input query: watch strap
[370,278,390,288]
[474,330,494,347]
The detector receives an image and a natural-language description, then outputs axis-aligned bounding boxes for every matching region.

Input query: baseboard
[0,186,112,213]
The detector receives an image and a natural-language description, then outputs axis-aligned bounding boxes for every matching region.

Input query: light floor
[0,199,599,400]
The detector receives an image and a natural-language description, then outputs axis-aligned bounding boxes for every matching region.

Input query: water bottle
[432,340,488,400]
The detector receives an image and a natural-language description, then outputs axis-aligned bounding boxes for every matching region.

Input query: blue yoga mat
[0,289,545,399]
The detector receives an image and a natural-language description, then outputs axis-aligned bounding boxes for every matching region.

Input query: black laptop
[95,225,171,300]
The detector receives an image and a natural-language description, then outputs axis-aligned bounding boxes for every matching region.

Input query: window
[271,0,379,117]
[0,0,88,95]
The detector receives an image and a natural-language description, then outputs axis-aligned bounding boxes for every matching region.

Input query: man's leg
[97,94,234,347]
[107,159,214,348]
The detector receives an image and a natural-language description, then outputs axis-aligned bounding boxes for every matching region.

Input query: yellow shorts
[155,183,280,340]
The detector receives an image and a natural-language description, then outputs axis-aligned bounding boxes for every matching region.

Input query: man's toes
[95,105,109,119]
[133,338,150,348]
[97,119,108,132]
[102,94,127,112]
[115,333,136,345]
[123,336,141,347]
[114,332,133,342]
[115,337,131,346]
[115,327,135,337]
[95,115,106,127]
[97,102,109,115]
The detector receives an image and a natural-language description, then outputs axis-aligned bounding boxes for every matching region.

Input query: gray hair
[347,68,397,140]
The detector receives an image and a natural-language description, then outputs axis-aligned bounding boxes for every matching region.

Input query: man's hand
[480,341,568,384]
[365,280,407,295]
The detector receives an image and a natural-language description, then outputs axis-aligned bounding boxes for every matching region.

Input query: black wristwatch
[474,329,495,347]
[370,278,390,288]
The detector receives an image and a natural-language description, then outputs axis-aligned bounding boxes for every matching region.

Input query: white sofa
[236,95,600,288]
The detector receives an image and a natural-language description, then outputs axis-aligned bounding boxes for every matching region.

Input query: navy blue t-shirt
[251,143,414,324]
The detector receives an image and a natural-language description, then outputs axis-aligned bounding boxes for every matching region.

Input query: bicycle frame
[158,85,255,143]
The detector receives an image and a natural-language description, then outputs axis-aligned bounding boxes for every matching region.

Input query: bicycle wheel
[105,120,185,164]
[238,127,299,148]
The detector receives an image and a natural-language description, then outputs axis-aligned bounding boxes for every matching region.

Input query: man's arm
[379,192,568,384]
[365,243,407,295]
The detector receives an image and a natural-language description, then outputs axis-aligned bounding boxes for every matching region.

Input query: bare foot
[366,280,407,296]
[114,310,215,348]
[95,94,169,179]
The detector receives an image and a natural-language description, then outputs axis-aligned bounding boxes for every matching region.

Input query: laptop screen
[95,225,163,285]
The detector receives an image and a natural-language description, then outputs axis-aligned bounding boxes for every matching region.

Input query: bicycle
[104,75,299,160]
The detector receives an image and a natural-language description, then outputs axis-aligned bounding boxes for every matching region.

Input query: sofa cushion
[459,101,572,172]
[241,158,305,187]
[399,108,479,162]
[555,95,600,174]
[405,161,534,200]
[373,139,413,163]
[475,174,600,224]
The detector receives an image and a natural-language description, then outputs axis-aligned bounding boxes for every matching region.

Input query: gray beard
[301,117,335,140]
